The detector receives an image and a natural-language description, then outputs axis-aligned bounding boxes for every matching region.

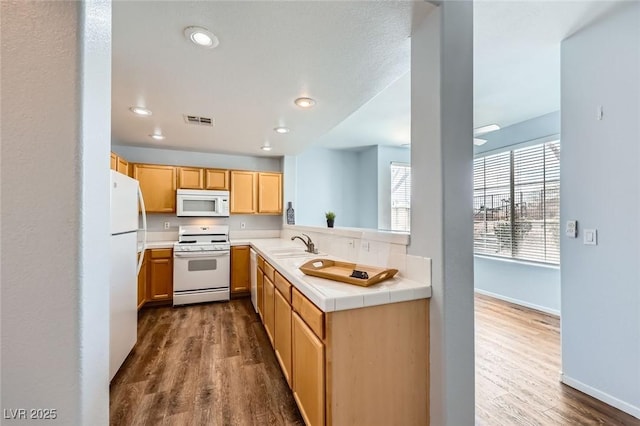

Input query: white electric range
[173,225,230,306]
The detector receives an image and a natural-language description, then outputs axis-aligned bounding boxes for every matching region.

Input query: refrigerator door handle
[136,185,147,276]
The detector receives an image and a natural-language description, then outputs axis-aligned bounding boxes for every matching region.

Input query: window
[473,141,560,264]
[391,163,411,232]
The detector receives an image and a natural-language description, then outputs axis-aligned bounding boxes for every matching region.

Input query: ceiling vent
[183,115,214,126]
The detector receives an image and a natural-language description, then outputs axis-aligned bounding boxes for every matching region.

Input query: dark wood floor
[111,295,640,425]
[475,294,640,426]
[110,299,303,426]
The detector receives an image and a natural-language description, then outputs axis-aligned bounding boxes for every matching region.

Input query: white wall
[357,146,379,229]
[411,3,475,424]
[1,1,111,423]
[475,111,560,155]
[112,144,281,172]
[560,2,640,417]
[473,112,562,314]
[474,258,560,315]
[294,147,360,227]
[294,144,410,230]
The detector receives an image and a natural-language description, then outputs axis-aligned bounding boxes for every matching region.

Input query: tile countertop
[232,238,431,313]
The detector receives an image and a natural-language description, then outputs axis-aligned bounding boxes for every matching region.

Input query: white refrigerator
[109,170,146,381]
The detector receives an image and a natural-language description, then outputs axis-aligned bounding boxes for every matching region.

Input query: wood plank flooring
[110,299,303,426]
[475,294,640,426]
[112,295,640,425]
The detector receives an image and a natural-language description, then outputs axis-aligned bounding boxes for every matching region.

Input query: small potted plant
[325,211,336,228]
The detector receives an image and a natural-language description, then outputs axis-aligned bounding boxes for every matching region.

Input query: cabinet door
[230,171,257,214]
[205,169,229,190]
[257,267,264,317]
[230,246,250,293]
[110,152,117,171]
[292,312,325,426]
[117,157,129,175]
[132,164,177,213]
[274,288,293,387]
[263,275,275,346]
[258,172,282,214]
[137,251,147,309]
[178,167,204,189]
[148,249,173,302]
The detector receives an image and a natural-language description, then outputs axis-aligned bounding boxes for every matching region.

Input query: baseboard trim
[474,288,560,316]
[561,374,640,420]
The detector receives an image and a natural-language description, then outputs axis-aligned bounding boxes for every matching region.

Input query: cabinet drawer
[264,261,275,282]
[292,288,324,339]
[257,255,265,271]
[151,248,172,259]
[274,272,292,303]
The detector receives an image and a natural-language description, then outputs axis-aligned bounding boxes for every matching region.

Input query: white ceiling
[112,1,435,156]
[112,1,623,157]
[473,0,623,129]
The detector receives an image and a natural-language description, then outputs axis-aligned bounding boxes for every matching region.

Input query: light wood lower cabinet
[137,251,147,310]
[147,249,173,303]
[256,260,430,426]
[292,312,325,426]
[274,286,293,387]
[263,275,275,346]
[257,265,264,317]
[230,246,250,294]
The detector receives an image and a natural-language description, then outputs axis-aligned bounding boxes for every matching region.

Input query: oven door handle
[174,251,230,258]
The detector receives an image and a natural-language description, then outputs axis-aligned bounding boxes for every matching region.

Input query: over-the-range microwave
[176,189,229,217]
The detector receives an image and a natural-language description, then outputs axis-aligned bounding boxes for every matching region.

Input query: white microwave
[176,189,230,217]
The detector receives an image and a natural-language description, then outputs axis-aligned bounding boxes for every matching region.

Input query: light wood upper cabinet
[205,168,229,190]
[230,245,250,294]
[230,171,257,214]
[111,152,129,175]
[292,312,325,426]
[132,164,177,213]
[147,249,173,303]
[110,152,117,171]
[177,167,204,189]
[258,172,282,214]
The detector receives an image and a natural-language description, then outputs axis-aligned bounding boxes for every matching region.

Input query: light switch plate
[584,229,597,245]
[565,220,577,238]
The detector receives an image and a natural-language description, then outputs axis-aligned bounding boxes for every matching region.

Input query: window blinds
[391,163,411,232]
[473,141,560,264]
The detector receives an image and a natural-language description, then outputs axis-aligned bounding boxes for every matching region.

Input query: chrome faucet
[291,233,318,254]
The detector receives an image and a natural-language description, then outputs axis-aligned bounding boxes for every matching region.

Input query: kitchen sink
[268,248,326,258]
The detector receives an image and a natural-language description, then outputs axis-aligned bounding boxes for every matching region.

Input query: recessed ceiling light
[473,138,488,146]
[294,97,316,108]
[149,133,165,141]
[274,127,290,134]
[130,106,152,116]
[184,26,219,49]
[473,124,500,136]
[261,142,273,151]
